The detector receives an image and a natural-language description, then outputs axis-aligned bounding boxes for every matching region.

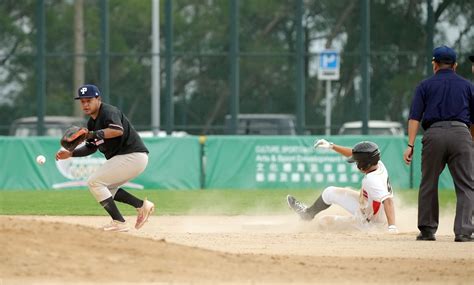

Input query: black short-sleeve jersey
[86,103,148,159]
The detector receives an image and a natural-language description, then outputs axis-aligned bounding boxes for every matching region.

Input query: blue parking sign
[318,50,340,80]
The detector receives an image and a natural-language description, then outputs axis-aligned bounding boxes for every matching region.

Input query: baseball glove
[60,126,89,151]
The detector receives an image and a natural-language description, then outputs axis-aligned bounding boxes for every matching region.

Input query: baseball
[36,155,46,165]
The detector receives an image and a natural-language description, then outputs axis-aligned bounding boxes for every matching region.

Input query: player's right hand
[56,149,72,160]
[313,139,334,149]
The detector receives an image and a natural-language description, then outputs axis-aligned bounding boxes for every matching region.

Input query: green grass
[0,189,457,216]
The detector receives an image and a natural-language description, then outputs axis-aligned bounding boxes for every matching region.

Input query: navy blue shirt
[409,69,474,130]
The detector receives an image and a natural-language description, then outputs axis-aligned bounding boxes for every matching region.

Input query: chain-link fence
[1,0,473,136]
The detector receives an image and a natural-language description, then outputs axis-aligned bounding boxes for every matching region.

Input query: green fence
[0,136,454,190]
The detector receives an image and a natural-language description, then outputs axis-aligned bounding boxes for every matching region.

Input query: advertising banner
[0,135,455,190]
[0,137,201,190]
[204,136,411,190]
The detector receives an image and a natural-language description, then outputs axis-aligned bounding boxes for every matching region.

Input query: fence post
[36,0,46,136]
[295,0,305,135]
[229,0,240,134]
[360,0,370,135]
[100,0,110,103]
[165,0,174,134]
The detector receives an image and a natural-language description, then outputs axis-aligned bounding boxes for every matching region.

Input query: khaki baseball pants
[87,152,148,202]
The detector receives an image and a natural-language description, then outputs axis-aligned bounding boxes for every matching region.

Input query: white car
[10,116,85,137]
[137,130,188,137]
[224,114,297,135]
[338,120,405,136]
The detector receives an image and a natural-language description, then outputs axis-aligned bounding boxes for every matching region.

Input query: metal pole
[360,0,370,135]
[151,0,161,135]
[100,0,109,103]
[425,0,434,77]
[295,0,305,135]
[36,0,45,136]
[325,80,332,136]
[229,0,239,134]
[73,0,85,117]
[164,0,174,134]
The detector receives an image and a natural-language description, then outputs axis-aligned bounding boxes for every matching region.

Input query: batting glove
[387,225,399,234]
[314,139,334,149]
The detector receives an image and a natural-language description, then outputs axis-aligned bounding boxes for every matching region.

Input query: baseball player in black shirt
[56,84,154,232]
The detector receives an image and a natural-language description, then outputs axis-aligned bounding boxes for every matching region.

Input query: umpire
[403,45,474,242]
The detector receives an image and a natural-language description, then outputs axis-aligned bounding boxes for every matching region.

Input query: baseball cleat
[287,195,313,221]
[135,198,155,229]
[102,220,129,232]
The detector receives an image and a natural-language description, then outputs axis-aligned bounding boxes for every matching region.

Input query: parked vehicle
[225,114,297,135]
[10,116,85,137]
[137,130,188,137]
[338,120,405,136]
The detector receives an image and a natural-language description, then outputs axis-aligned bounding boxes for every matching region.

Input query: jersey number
[387,177,392,194]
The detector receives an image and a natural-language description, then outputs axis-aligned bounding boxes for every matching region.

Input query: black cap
[75,84,100,100]
[469,55,474,63]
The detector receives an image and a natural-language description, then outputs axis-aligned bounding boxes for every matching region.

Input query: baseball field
[1,189,472,284]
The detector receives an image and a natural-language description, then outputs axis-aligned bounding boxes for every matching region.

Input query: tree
[1,0,473,135]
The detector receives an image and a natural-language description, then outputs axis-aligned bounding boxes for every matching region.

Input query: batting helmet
[347,141,380,171]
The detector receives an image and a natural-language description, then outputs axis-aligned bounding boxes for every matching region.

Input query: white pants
[319,186,386,231]
[87,152,148,202]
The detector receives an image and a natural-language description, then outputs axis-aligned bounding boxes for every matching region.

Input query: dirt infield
[1,208,473,284]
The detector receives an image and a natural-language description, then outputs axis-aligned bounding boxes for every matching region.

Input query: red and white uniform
[320,161,393,228]
[359,161,393,223]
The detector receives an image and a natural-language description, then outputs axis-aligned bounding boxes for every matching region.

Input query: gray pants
[419,121,474,236]
[87,152,148,202]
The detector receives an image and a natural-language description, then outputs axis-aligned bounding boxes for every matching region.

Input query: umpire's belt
[429,121,468,129]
